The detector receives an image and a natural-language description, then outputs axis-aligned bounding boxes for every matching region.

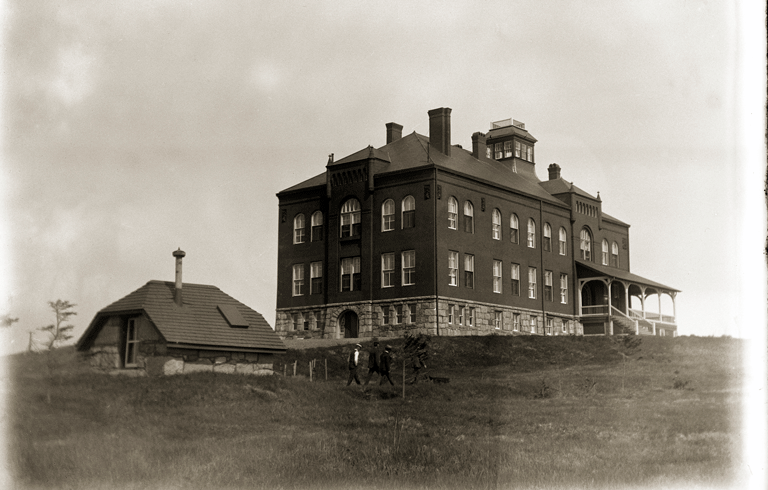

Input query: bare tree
[1,314,19,328]
[38,300,76,349]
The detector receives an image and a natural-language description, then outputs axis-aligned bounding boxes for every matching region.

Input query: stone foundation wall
[82,342,276,377]
[276,297,583,340]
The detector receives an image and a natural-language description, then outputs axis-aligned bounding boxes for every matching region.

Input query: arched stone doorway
[339,310,359,338]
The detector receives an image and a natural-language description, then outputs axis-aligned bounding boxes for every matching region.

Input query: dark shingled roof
[278,132,566,206]
[76,280,286,353]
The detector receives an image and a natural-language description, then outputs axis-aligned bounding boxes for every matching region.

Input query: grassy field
[6,335,747,489]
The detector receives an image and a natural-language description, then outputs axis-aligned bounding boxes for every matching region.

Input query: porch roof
[576,261,680,293]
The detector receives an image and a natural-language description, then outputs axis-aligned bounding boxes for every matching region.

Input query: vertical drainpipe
[539,201,545,334]
[434,166,440,336]
[368,148,375,338]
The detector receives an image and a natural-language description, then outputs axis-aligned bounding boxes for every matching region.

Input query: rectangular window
[310,262,322,295]
[560,273,568,304]
[543,235,551,252]
[292,264,304,296]
[402,250,416,286]
[395,305,403,324]
[494,311,502,329]
[464,254,474,288]
[559,229,567,255]
[528,267,537,299]
[382,306,390,325]
[493,260,502,293]
[124,318,138,367]
[495,143,503,160]
[341,257,361,292]
[486,146,492,159]
[292,313,302,330]
[449,251,459,286]
[546,318,553,335]
[513,313,520,331]
[459,306,465,325]
[526,146,533,162]
[448,304,454,324]
[408,304,416,324]
[341,212,361,238]
[511,263,520,296]
[381,253,395,288]
[515,141,521,158]
[309,311,318,330]
[562,319,567,334]
[382,214,394,232]
[531,316,538,334]
[402,210,415,229]
[311,224,323,242]
[504,140,513,158]
[544,270,553,302]
[611,251,618,267]
[468,308,475,327]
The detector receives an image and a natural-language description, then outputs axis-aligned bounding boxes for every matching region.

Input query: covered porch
[576,261,680,336]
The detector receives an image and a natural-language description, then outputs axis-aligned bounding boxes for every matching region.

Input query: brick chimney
[548,163,561,181]
[428,107,452,156]
[386,122,403,144]
[472,132,487,159]
[172,248,186,306]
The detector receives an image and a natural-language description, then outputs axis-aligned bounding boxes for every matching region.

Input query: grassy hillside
[7,335,746,489]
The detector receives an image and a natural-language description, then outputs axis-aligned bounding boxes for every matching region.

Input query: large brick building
[275,108,679,340]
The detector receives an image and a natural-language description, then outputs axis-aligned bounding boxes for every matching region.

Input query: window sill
[339,236,361,243]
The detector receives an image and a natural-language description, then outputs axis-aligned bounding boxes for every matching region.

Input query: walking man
[347,344,362,386]
[379,345,395,386]
[364,341,381,386]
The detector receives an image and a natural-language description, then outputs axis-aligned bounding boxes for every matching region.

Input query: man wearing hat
[379,345,395,386]
[346,344,362,386]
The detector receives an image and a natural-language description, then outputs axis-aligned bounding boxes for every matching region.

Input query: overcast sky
[1,1,765,355]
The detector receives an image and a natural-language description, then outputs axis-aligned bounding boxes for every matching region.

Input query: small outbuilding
[76,249,286,376]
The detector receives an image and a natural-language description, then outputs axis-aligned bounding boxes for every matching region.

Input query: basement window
[218,304,249,328]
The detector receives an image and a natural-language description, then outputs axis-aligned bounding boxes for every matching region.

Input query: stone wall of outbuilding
[83,341,276,377]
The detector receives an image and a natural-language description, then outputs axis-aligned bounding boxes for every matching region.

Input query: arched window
[464,201,474,233]
[382,199,395,232]
[447,197,458,230]
[402,195,415,229]
[527,218,536,248]
[543,223,552,252]
[580,228,592,260]
[601,239,609,265]
[611,241,619,267]
[293,214,305,244]
[492,209,501,240]
[340,199,361,238]
[510,214,519,244]
[559,227,567,255]
[311,211,323,241]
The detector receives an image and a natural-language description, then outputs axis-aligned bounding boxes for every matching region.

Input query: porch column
[607,279,613,335]
[640,286,647,318]
[624,283,630,315]
[658,294,662,321]
[671,292,677,321]
[578,280,584,316]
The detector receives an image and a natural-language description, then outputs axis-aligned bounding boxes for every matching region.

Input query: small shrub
[673,378,691,390]
[533,379,552,399]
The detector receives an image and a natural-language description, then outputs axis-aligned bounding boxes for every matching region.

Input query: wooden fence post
[293,360,297,376]
[402,360,405,399]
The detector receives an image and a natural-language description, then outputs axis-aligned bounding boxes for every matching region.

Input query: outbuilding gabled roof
[76,280,286,354]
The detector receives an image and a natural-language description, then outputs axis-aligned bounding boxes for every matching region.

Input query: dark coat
[380,351,392,373]
[367,347,380,371]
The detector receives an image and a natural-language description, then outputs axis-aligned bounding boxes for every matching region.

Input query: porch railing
[627,309,675,324]
[581,305,609,315]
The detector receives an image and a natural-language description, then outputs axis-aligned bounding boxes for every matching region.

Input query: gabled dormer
[484,118,538,181]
